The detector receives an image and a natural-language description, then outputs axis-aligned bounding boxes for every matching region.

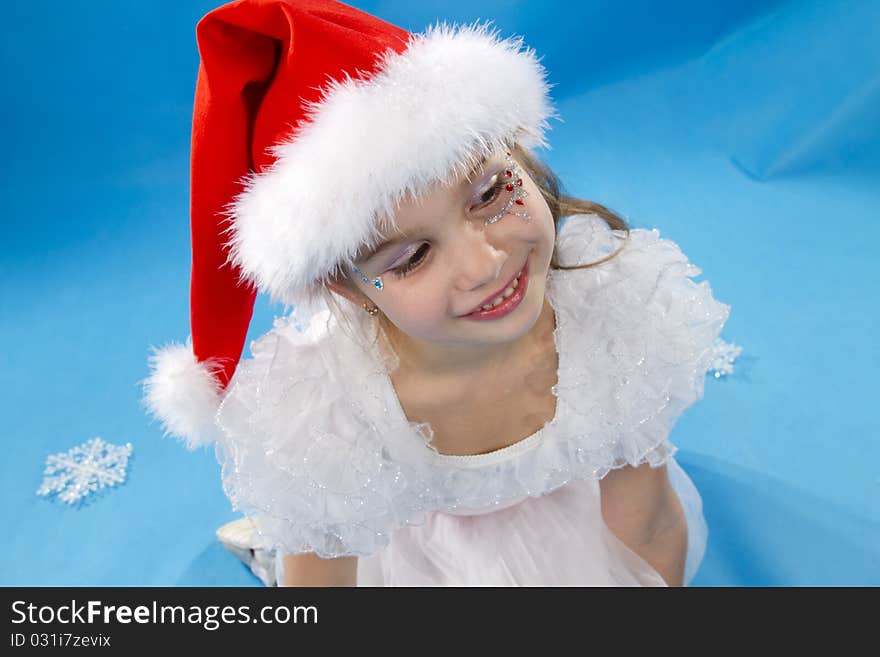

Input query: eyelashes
[394,242,431,277]
[476,173,506,207]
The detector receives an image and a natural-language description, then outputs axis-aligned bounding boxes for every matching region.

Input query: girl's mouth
[462,261,529,320]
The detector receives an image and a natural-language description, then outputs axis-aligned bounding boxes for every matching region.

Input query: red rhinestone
[505,183,514,192]
[515,199,524,205]
[505,170,512,177]
[516,179,523,186]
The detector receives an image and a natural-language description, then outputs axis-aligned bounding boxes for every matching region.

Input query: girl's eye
[471,166,520,223]
[474,175,505,208]
[393,242,430,277]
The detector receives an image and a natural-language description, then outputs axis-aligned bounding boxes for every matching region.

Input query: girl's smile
[460,259,529,320]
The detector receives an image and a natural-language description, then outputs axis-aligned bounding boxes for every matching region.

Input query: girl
[144,0,730,587]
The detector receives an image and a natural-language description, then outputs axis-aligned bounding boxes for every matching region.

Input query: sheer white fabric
[267,454,705,586]
[215,213,730,586]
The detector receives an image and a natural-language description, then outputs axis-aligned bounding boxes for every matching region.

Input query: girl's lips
[462,261,529,320]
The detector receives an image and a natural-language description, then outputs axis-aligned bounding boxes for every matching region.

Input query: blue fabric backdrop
[1,0,877,586]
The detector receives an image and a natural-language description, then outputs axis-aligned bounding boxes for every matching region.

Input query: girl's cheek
[395,294,437,320]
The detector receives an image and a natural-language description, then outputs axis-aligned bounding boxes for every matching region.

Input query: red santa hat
[143,0,555,449]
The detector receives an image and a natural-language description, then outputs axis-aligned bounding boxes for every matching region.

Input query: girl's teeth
[479,275,520,311]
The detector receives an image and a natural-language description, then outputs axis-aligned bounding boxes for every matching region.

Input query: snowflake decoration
[708,337,743,379]
[36,437,133,506]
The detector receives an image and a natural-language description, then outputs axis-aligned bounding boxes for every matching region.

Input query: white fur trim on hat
[142,340,224,449]
[224,21,557,307]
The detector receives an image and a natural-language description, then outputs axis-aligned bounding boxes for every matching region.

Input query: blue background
[1,0,877,586]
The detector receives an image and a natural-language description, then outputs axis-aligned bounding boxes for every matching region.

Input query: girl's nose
[451,222,507,292]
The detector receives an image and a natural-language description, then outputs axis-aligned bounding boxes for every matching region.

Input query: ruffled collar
[337,212,721,511]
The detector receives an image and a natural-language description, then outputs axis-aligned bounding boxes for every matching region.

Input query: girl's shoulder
[543,212,731,472]
[555,212,709,282]
[213,301,435,560]
[552,213,729,331]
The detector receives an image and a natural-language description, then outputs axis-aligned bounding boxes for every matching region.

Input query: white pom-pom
[142,339,225,450]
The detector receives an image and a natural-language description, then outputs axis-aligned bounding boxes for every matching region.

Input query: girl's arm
[598,462,688,587]
[280,552,359,587]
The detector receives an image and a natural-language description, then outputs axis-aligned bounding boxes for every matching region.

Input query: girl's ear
[326,273,366,307]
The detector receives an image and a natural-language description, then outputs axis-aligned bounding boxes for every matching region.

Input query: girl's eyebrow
[360,153,491,264]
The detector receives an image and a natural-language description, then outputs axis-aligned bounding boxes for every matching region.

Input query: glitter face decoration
[352,264,385,290]
[484,150,531,225]
[352,150,531,292]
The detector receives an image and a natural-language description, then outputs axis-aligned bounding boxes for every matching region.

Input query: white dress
[213,213,731,586]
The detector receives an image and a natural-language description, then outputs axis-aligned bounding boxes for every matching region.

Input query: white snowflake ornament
[37,437,133,506]
[708,337,743,379]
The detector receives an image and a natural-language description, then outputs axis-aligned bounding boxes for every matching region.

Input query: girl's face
[334,148,556,368]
